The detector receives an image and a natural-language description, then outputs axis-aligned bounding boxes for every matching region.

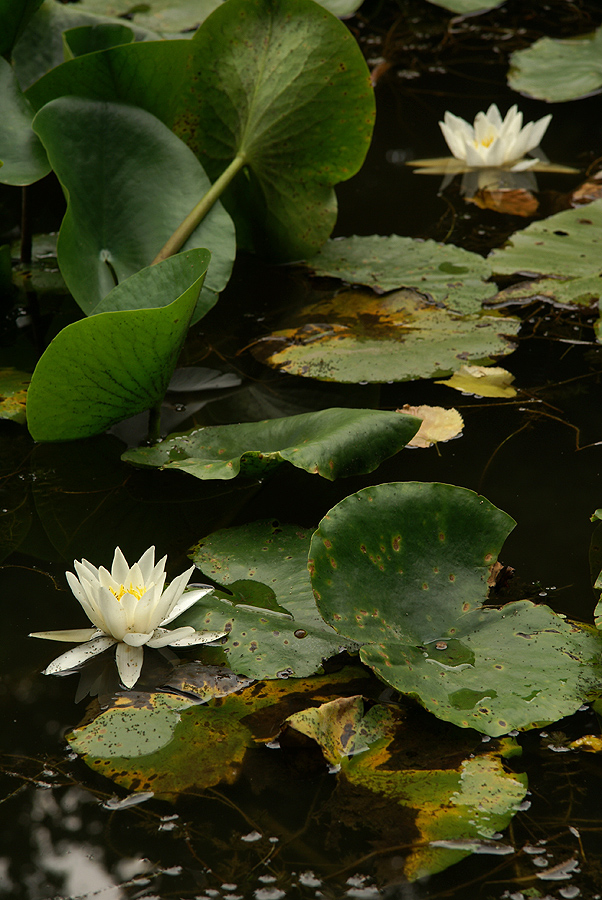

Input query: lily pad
[68,668,368,799]
[287,696,527,881]
[494,275,602,310]
[0,368,30,424]
[309,482,602,735]
[33,97,235,318]
[0,0,44,58]
[181,520,358,679]
[0,57,49,185]
[122,407,421,480]
[400,405,464,448]
[254,289,520,384]
[508,26,602,102]
[62,23,136,59]
[436,365,517,398]
[26,250,210,441]
[490,199,602,279]
[306,235,497,313]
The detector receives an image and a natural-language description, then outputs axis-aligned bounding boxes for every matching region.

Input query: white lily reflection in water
[409,104,577,199]
[29,546,225,688]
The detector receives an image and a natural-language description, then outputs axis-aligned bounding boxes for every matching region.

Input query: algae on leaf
[255,289,520,384]
[306,235,497,313]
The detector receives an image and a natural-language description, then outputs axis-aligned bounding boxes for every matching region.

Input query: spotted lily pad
[309,482,602,735]
[180,521,358,679]
[306,235,497,313]
[254,289,520,384]
[0,369,30,424]
[122,407,421,480]
[287,696,527,880]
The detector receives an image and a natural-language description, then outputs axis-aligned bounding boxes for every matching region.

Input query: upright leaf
[0,0,44,58]
[0,57,49,185]
[26,250,210,441]
[33,97,235,318]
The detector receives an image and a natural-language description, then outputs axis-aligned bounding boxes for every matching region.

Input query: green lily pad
[287,696,527,881]
[33,97,235,319]
[255,288,520,384]
[177,0,375,260]
[123,407,421,480]
[0,0,44,58]
[0,57,49,186]
[68,668,368,799]
[180,519,357,679]
[508,26,602,102]
[309,482,602,735]
[0,368,30,424]
[490,199,602,279]
[26,249,210,441]
[307,235,497,314]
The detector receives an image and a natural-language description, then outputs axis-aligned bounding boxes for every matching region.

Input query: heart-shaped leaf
[33,96,235,319]
[123,407,421,480]
[26,249,210,441]
[309,482,602,735]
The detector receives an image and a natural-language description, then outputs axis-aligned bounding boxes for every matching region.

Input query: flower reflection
[30,546,225,688]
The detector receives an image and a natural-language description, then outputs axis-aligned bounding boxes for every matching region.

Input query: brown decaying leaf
[468,188,539,217]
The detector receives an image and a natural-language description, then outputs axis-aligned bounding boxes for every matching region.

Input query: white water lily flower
[439,104,552,170]
[29,546,225,689]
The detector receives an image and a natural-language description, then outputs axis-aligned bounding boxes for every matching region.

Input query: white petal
[97,585,128,640]
[136,546,156,582]
[147,626,196,648]
[485,103,503,129]
[75,557,100,580]
[122,631,154,646]
[463,143,487,167]
[115,643,144,688]
[529,113,552,149]
[439,121,466,160]
[43,635,116,674]
[111,547,131,585]
[165,630,227,648]
[150,566,195,626]
[66,572,106,630]
[29,628,100,642]
[161,586,213,626]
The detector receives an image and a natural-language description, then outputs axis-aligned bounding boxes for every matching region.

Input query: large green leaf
[0,0,44,58]
[123,407,421,480]
[307,235,497,314]
[179,0,374,259]
[309,482,602,735]
[254,289,520,384]
[0,57,49,185]
[33,97,235,318]
[288,697,527,881]
[508,26,602,102]
[26,250,210,441]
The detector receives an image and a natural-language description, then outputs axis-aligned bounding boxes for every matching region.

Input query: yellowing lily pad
[254,289,520,384]
[436,365,517,398]
[400,405,464,448]
[0,368,31,424]
[287,696,527,881]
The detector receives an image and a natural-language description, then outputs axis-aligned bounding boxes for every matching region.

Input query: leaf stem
[147,400,162,444]
[151,153,247,265]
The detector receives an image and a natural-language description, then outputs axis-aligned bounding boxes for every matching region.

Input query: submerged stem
[147,400,162,445]
[151,153,247,265]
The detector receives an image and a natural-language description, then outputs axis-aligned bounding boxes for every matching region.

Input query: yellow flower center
[110,583,147,601]
[476,135,495,149]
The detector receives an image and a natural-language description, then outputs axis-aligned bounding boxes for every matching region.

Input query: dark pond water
[3,2,602,898]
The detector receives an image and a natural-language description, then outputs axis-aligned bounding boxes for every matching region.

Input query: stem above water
[151,153,247,265]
